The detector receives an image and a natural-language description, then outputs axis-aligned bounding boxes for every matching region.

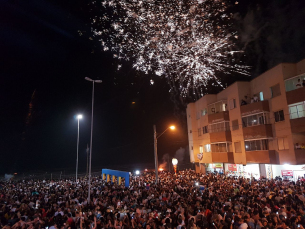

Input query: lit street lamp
[76,114,83,182]
[153,125,175,184]
[172,158,178,175]
[85,77,102,204]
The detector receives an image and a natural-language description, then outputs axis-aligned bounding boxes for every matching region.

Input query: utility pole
[76,114,82,182]
[86,144,89,176]
[85,77,102,204]
[153,125,158,184]
[153,125,175,184]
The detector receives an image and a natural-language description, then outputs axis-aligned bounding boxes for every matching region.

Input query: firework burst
[91,0,249,98]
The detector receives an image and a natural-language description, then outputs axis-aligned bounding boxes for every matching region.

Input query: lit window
[259,92,264,101]
[289,102,305,119]
[201,108,207,116]
[204,144,211,153]
[285,75,305,92]
[199,146,203,154]
[208,101,227,114]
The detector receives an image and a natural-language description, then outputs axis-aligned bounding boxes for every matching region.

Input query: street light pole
[86,144,89,176]
[153,125,158,184]
[76,114,82,182]
[153,125,175,184]
[85,77,102,204]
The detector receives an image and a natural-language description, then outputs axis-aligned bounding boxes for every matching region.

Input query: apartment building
[186,59,305,180]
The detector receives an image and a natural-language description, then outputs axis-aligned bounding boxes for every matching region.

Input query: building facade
[186,59,305,180]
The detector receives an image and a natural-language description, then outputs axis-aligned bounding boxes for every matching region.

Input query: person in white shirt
[296,79,302,89]
[54,208,64,217]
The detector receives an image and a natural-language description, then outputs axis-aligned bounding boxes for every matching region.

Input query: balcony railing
[209,131,232,143]
[290,117,305,133]
[200,152,234,163]
[246,150,277,164]
[295,150,305,164]
[240,100,270,116]
[286,88,305,105]
[208,111,230,124]
[243,124,273,139]
[295,143,305,150]
[211,152,234,163]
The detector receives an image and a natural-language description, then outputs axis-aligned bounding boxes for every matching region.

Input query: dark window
[242,113,268,127]
[209,122,230,133]
[242,117,247,127]
[274,110,285,122]
[198,128,201,136]
[245,139,269,151]
[270,84,281,98]
[202,126,208,134]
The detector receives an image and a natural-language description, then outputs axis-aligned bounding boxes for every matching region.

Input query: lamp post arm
[156,127,171,139]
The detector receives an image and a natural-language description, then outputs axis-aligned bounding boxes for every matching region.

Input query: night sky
[1,0,305,175]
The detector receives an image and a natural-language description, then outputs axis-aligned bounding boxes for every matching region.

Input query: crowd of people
[1,170,305,229]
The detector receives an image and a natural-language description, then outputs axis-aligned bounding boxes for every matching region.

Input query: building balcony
[202,152,234,163]
[286,87,305,105]
[246,150,277,164]
[290,117,305,133]
[243,124,273,139]
[209,131,232,143]
[208,111,230,124]
[240,100,270,116]
[212,152,234,163]
[295,149,305,164]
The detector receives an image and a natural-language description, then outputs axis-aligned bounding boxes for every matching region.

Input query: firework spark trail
[91,0,249,97]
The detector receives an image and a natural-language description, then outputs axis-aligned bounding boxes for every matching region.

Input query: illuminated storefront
[223,163,305,181]
[225,163,260,179]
